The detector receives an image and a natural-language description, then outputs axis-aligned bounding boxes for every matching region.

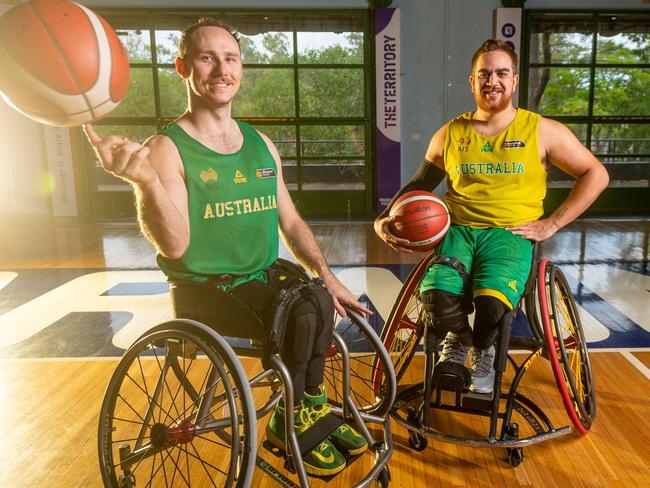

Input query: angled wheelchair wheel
[371,255,433,393]
[323,306,396,416]
[538,259,596,433]
[98,320,256,488]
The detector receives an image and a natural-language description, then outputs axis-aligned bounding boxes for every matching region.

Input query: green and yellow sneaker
[303,386,369,456]
[265,402,346,477]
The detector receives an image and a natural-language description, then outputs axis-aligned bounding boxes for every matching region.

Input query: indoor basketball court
[0,1,649,487]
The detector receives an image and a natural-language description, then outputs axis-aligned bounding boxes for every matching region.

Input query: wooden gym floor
[0,217,649,487]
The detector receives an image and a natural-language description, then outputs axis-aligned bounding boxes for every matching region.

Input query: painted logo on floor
[0,263,649,358]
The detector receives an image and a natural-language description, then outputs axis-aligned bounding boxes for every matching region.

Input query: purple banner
[375,8,401,213]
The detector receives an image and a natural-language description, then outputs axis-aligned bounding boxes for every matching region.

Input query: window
[83,9,371,219]
[523,11,650,212]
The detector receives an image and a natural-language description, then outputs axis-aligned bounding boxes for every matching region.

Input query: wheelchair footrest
[461,391,494,410]
[297,413,344,455]
[433,362,471,390]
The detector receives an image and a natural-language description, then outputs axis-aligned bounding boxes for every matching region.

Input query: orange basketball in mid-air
[389,191,451,252]
[0,0,129,127]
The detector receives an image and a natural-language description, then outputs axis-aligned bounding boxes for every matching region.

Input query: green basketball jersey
[157,121,279,284]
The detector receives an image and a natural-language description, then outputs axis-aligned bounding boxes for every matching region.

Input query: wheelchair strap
[431,255,474,312]
[296,413,344,455]
[263,286,304,369]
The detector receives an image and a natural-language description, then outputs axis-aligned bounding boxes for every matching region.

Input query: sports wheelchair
[371,246,596,466]
[97,259,396,487]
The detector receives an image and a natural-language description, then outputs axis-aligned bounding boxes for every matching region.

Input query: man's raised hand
[83,124,156,186]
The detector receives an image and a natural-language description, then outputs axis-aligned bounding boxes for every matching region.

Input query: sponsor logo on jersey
[256,168,276,179]
[502,140,526,149]
[480,142,493,153]
[457,137,471,152]
[199,167,218,183]
[234,170,248,184]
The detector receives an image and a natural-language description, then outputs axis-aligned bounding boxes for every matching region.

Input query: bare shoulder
[424,125,447,168]
[144,134,183,176]
[144,133,176,152]
[538,115,602,175]
[255,129,282,162]
[539,115,573,138]
[538,116,582,158]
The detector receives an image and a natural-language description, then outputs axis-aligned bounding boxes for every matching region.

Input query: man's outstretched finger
[82,123,102,146]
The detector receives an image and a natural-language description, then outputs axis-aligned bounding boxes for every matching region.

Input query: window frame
[79,8,373,220]
[521,9,650,215]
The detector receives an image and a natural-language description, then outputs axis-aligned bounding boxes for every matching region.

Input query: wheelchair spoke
[168,445,191,487]
[136,356,152,407]
[111,414,152,429]
[192,431,237,450]
[116,392,155,428]
[187,441,222,487]
[99,325,258,488]
[153,345,186,425]
[324,360,373,407]
[122,373,175,427]
[146,448,169,487]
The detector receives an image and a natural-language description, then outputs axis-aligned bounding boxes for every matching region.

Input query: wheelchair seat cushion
[170,280,266,340]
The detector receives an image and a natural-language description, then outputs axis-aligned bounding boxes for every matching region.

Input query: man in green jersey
[375,39,608,395]
[84,17,369,477]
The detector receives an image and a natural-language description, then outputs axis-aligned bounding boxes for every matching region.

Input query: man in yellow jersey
[375,39,608,394]
[83,18,369,476]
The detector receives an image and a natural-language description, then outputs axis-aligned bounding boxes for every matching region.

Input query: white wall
[393,0,501,184]
[0,101,50,215]
[0,4,50,215]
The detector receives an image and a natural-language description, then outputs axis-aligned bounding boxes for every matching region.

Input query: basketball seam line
[30,1,97,118]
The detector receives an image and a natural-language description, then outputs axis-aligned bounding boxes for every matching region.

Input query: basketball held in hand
[0,0,129,127]
[389,191,450,252]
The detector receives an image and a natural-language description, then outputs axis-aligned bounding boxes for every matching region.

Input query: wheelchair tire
[371,255,434,394]
[323,306,396,416]
[538,259,596,434]
[98,319,256,488]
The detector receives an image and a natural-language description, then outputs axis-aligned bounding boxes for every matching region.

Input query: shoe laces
[440,333,469,363]
[470,346,495,376]
[291,405,317,432]
[307,402,331,423]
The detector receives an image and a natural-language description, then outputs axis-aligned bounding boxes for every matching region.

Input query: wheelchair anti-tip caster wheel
[376,465,391,487]
[505,422,524,466]
[507,447,524,467]
[408,431,428,451]
[117,473,135,488]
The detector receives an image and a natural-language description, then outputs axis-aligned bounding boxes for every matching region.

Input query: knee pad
[473,296,510,349]
[420,289,471,340]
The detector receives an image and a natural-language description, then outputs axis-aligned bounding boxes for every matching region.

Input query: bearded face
[470,50,519,114]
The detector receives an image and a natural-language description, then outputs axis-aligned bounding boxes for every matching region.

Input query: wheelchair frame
[98,269,396,488]
[371,248,596,466]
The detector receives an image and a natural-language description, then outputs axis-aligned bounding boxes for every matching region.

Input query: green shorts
[420,225,533,309]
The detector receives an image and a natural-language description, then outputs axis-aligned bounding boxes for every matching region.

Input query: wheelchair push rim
[98,320,256,488]
[324,306,396,416]
[538,259,597,433]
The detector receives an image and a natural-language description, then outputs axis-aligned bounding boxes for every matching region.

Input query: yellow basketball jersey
[443,109,547,228]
